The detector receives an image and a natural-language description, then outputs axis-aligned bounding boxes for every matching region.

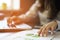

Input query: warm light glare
[0,0,20,10]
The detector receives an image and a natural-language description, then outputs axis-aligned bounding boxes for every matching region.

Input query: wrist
[53,20,58,29]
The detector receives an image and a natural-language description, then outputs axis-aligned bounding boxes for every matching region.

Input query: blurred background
[0,0,40,28]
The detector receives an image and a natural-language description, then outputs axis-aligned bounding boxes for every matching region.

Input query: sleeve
[56,20,60,30]
[55,11,60,30]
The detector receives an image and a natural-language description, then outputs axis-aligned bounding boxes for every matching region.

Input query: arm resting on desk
[7,0,40,28]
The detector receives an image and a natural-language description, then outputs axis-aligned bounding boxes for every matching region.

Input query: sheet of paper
[1,29,55,40]
[52,32,60,40]
[0,17,9,29]
[0,33,13,40]
[16,24,32,29]
[0,17,32,29]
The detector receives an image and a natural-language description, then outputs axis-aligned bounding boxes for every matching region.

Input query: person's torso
[38,10,50,26]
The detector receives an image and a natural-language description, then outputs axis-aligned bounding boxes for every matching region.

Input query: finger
[51,27,54,35]
[44,30,48,37]
[41,24,49,37]
[51,24,57,34]
[44,27,49,37]
[41,27,46,36]
[38,27,43,36]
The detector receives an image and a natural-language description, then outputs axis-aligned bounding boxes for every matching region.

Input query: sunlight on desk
[0,29,55,40]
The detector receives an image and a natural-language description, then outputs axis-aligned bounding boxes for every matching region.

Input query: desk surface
[52,32,60,40]
[0,29,59,40]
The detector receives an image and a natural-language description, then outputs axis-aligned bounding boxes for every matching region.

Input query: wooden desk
[0,29,26,32]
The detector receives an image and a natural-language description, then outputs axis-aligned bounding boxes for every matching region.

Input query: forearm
[7,0,40,26]
[19,0,40,22]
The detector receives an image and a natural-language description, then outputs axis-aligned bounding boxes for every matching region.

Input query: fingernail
[51,32,53,35]
[40,34,43,37]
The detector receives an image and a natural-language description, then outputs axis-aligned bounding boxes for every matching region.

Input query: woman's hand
[38,20,58,37]
[7,16,24,28]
